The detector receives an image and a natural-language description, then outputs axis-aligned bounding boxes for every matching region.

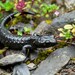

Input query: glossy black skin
[0,12,57,57]
[22,35,57,57]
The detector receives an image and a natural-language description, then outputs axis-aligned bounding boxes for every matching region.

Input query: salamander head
[38,35,57,47]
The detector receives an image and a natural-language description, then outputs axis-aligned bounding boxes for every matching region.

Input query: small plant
[6,16,33,36]
[17,27,32,36]
[3,0,59,37]
[40,3,59,17]
[0,13,3,19]
[4,0,34,36]
[0,0,14,21]
[0,0,14,11]
[26,1,59,18]
[58,24,75,40]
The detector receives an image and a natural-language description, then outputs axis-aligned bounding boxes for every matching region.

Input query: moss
[54,41,67,49]
[26,60,31,65]
[33,49,54,64]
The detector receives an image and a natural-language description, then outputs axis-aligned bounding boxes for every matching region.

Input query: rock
[33,11,75,35]
[12,63,30,75]
[27,63,37,71]
[32,46,75,75]
[56,0,64,6]
[64,0,75,11]
[0,54,26,66]
[32,21,50,35]
[50,10,75,34]
[5,50,22,56]
[56,60,75,75]
[0,69,11,75]
[58,7,66,15]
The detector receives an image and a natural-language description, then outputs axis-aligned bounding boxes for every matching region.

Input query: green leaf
[4,2,14,11]
[0,47,8,55]
[48,4,59,12]
[0,1,5,8]
[17,31,22,36]
[0,1,14,11]
[36,14,41,17]
[40,3,48,8]
[0,13,3,18]
[64,31,73,39]
[38,0,42,3]
[14,13,21,17]
[32,8,38,13]
[24,27,31,33]
[45,14,49,18]
[0,6,1,11]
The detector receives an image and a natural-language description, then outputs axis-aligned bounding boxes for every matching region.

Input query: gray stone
[0,54,26,66]
[27,63,37,71]
[64,0,75,11]
[12,63,30,75]
[32,46,75,75]
[56,0,64,6]
[31,21,49,35]
[32,11,75,35]
[50,10,75,34]
[0,69,11,75]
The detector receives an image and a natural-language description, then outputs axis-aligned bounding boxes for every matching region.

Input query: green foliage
[24,27,32,33]
[0,0,59,19]
[58,24,75,40]
[17,27,32,36]
[33,49,54,64]
[0,13,3,19]
[0,0,14,11]
[14,13,21,17]
[0,47,8,55]
[40,4,59,17]
[26,1,59,18]
[2,0,59,36]
[63,29,73,39]
[17,30,22,36]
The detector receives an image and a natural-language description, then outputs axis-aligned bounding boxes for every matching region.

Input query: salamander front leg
[22,45,32,58]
